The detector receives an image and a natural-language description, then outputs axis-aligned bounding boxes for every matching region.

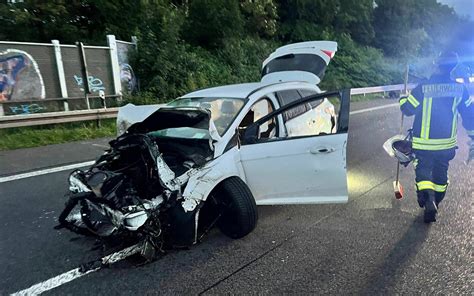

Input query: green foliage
[183,0,244,47]
[321,34,402,90]
[277,0,375,43]
[0,0,150,44]
[335,0,375,44]
[133,34,278,100]
[240,0,278,38]
[1,0,468,104]
[0,119,116,151]
[373,0,462,58]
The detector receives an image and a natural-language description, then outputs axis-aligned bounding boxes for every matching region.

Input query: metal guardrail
[0,108,119,129]
[0,83,416,129]
[350,83,416,95]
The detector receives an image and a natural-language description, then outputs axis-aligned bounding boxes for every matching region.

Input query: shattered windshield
[168,97,245,135]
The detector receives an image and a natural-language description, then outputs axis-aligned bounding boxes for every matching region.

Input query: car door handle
[310,147,335,154]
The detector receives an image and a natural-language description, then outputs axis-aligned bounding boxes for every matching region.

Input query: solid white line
[11,244,141,296]
[1,103,399,184]
[349,103,398,115]
[91,143,110,149]
[11,268,97,296]
[0,161,95,183]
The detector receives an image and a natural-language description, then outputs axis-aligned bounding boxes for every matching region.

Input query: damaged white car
[56,41,351,260]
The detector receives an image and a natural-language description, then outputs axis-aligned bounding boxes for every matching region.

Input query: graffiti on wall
[117,42,137,93]
[120,63,137,93]
[9,103,46,115]
[73,75,106,93]
[0,49,46,101]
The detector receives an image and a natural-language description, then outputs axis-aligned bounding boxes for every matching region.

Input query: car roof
[180,81,318,99]
[180,82,271,99]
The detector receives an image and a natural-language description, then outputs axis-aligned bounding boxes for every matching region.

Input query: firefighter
[399,51,474,223]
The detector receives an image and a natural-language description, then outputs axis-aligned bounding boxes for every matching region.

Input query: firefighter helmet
[383,134,415,165]
[435,51,459,72]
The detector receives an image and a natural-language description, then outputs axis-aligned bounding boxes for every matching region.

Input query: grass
[0,119,116,151]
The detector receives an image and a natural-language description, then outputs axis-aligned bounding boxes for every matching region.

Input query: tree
[0,0,151,44]
[183,0,244,48]
[373,0,462,57]
[240,0,278,38]
[335,0,374,44]
[0,1,79,43]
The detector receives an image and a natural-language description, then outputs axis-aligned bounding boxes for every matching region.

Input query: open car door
[261,41,337,85]
[239,89,350,205]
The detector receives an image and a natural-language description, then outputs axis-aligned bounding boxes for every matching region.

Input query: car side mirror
[243,124,259,144]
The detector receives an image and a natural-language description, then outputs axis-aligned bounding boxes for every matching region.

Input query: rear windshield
[262,54,327,80]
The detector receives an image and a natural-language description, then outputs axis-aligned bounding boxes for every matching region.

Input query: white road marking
[11,244,142,296]
[0,103,399,184]
[349,103,398,115]
[0,161,95,183]
[91,143,110,149]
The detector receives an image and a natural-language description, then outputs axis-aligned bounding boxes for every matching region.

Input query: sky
[438,0,474,19]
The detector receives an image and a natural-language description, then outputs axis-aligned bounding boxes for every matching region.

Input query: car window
[249,93,340,142]
[167,97,245,136]
[298,89,324,109]
[239,98,277,139]
[298,89,318,98]
[276,89,309,122]
[262,54,329,81]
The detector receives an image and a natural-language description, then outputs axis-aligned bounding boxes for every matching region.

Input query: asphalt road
[0,99,472,295]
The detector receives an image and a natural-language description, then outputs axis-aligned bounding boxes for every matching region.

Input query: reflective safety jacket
[400,73,474,151]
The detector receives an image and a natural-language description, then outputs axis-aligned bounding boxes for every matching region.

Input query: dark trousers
[414,149,455,206]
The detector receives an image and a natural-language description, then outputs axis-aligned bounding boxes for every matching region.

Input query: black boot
[434,192,446,207]
[424,193,438,223]
[417,191,427,208]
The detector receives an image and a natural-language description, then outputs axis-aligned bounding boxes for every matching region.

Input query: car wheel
[214,177,258,239]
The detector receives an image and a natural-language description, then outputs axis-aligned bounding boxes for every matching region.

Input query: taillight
[322,50,335,59]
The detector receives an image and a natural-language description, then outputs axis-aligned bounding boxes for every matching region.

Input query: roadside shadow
[359,216,431,294]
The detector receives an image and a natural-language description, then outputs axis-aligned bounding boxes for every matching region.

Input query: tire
[214,177,258,239]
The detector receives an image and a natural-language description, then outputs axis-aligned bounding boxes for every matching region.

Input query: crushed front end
[56,107,219,261]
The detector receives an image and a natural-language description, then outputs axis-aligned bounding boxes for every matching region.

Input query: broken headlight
[68,171,91,193]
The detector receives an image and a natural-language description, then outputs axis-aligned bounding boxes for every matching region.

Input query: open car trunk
[261,41,337,85]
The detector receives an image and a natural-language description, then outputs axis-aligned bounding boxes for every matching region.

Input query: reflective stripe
[425,98,433,139]
[412,137,457,150]
[407,94,420,107]
[417,181,448,192]
[421,98,430,139]
[433,183,448,193]
[399,98,408,106]
[420,97,434,139]
[451,109,458,138]
[467,130,474,136]
[412,143,456,150]
[416,181,435,191]
[467,96,473,107]
[451,97,461,138]
[413,137,456,144]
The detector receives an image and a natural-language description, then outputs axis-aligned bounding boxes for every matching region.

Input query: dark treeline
[1,0,471,100]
